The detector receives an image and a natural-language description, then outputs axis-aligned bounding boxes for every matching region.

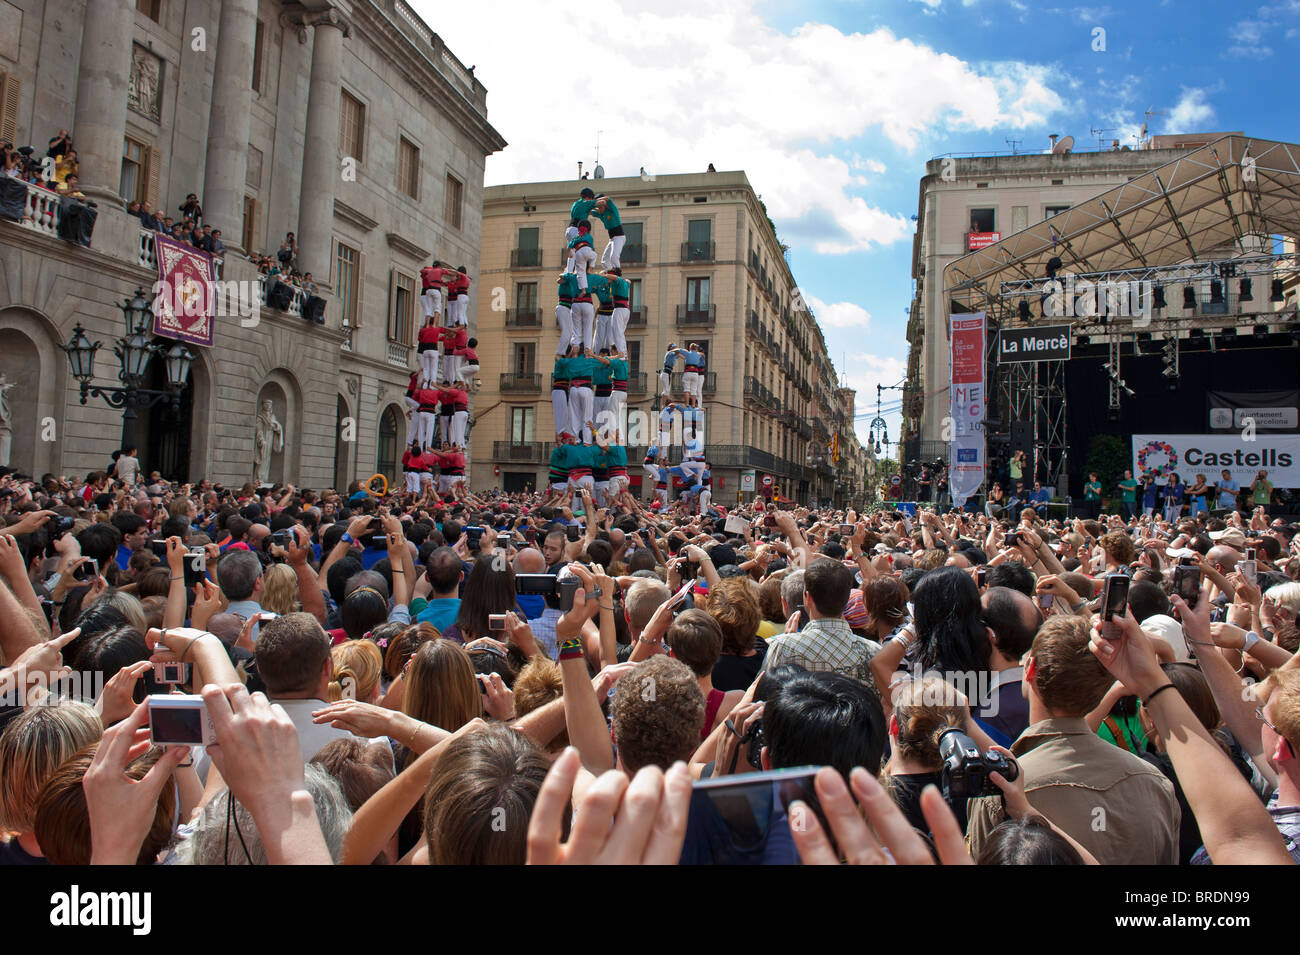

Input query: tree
[1084,434,1128,496]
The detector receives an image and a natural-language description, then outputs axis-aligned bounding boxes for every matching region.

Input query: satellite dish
[593,164,605,179]
[1053,135,1074,154]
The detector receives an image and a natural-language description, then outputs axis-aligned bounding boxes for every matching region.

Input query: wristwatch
[1243,630,1261,654]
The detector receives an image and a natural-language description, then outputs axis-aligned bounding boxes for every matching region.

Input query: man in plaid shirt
[763,558,881,686]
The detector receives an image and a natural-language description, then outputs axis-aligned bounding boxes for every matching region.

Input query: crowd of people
[0,448,1297,867]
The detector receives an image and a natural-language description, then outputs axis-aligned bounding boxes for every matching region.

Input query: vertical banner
[153,234,215,347]
[948,312,986,507]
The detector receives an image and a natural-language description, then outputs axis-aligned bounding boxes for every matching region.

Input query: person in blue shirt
[569,188,598,228]
[1141,476,1159,518]
[659,401,684,448]
[682,343,706,407]
[112,511,150,571]
[660,344,685,399]
[592,193,625,270]
[1029,481,1050,506]
[587,273,615,352]
[1161,473,1184,524]
[1215,468,1240,512]
[415,546,464,632]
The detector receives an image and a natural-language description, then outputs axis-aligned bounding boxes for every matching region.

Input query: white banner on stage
[1131,433,1300,488]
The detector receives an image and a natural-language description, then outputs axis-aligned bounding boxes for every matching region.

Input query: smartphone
[566,524,581,542]
[182,549,206,588]
[488,613,507,631]
[1173,564,1201,609]
[976,566,988,588]
[838,524,853,536]
[497,533,509,550]
[465,526,484,546]
[1038,593,1053,611]
[147,694,216,746]
[686,767,824,864]
[1241,554,1258,584]
[1101,573,1130,640]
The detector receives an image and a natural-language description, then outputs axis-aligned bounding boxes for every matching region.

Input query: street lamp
[60,288,195,451]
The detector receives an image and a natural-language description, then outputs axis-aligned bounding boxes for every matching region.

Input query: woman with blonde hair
[0,700,102,863]
[260,563,300,617]
[402,638,482,737]
[328,639,384,704]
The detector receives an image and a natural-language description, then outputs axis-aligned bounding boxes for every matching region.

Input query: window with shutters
[444,173,463,229]
[397,137,420,199]
[627,340,641,375]
[335,241,361,328]
[390,271,416,345]
[512,342,536,377]
[136,0,161,21]
[510,407,535,444]
[251,19,265,92]
[339,90,365,162]
[515,281,538,313]
[120,137,152,205]
[0,73,20,145]
[686,277,711,309]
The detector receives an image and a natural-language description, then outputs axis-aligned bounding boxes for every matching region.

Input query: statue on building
[0,375,13,468]
[252,398,284,484]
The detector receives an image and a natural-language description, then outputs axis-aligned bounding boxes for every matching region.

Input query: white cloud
[804,293,873,329]
[421,0,1067,255]
[840,353,908,443]
[1162,87,1215,134]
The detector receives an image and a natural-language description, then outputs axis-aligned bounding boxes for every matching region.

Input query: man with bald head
[974,586,1039,746]
[246,522,271,552]
[1206,544,1241,576]
[513,547,548,620]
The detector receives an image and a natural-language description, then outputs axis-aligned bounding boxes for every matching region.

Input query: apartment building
[471,170,866,506]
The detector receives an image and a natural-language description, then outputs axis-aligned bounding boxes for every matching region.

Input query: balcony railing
[257,274,307,316]
[492,441,551,463]
[505,308,543,328]
[796,420,812,441]
[747,250,761,275]
[15,182,59,236]
[510,247,544,269]
[621,243,647,265]
[627,306,647,327]
[676,303,716,326]
[499,372,542,393]
[387,341,411,367]
[746,311,761,337]
[680,240,715,263]
[136,228,224,280]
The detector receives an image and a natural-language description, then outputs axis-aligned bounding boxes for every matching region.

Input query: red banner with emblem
[152,234,214,347]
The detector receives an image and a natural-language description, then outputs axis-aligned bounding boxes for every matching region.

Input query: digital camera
[937,727,1018,801]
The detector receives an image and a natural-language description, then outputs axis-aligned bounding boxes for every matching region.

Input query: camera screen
[515,574,557,596]
[150,706,204,745]
[1175,567,1200,603]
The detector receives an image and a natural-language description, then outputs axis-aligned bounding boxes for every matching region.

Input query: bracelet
[637,635,659,646]
[391,569,405,574]
[599,604,613,611]
[558,637,584,660]
[171,575,183,581]
[1142,683,1177,706]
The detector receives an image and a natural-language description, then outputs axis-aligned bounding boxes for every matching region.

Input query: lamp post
[60,288,194,451]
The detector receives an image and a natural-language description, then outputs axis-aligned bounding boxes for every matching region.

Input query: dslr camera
[937,727,1018,801]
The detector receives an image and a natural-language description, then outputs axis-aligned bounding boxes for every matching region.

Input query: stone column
[201,0,258,252]
[296,9,349,285]
[71,0,135,204]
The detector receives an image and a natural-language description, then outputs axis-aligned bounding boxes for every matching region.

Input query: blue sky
[426,0,1300,449]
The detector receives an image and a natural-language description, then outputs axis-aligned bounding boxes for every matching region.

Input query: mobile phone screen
[1174,566,1200,607]
[1103,574,1130,620]
[683,767,824,865]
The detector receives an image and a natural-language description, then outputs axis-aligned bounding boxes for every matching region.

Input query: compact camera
[148,694,216,746]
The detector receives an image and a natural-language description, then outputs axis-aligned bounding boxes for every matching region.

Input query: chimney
[1049,134,1059,149]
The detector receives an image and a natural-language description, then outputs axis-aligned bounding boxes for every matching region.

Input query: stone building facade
[0,0,504,487]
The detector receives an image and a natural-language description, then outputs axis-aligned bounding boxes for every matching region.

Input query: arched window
[377,405,400,483]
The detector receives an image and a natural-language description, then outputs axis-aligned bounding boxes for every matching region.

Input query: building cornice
[385,231,429,261]
[350,2,507,157]
[333,199,379,232]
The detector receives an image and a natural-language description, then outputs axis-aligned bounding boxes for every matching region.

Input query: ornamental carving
[127,45,163,121]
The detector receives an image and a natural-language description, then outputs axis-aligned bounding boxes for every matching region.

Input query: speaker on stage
[302,295,326,325]
[1010,421,1032,456]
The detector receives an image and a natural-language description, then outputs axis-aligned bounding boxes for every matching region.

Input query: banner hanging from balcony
[948,311,986,507]
[151,234,214,347]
